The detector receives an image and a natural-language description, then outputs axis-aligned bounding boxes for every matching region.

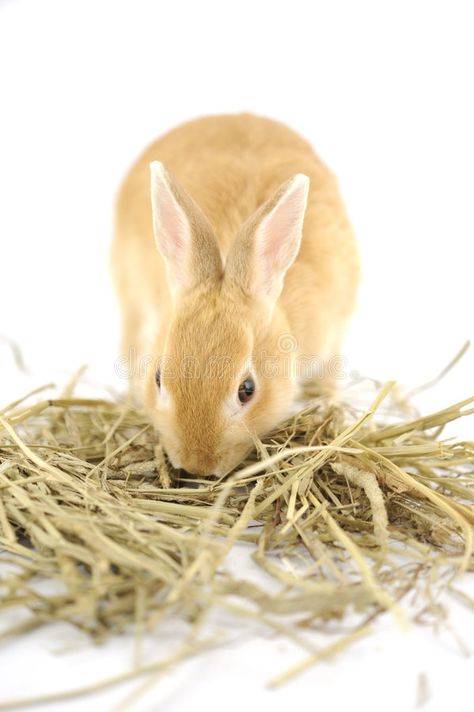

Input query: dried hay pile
[0,369,473,707]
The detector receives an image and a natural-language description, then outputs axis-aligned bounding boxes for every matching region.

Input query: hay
[0,373,473,707]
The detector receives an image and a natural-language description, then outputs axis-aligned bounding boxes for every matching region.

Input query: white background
[0,1,473,710]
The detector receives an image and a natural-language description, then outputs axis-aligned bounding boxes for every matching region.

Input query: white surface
[0,0,473,710]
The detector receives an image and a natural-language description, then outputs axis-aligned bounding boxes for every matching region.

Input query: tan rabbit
[112,113,359,476]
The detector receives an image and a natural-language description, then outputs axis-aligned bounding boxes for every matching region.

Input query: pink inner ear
[255,175,309,295]
[260,202,302,262]
[151,164,191,283]
[159,193,188,259]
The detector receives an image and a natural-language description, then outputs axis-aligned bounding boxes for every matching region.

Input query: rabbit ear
[225,174,310,305]
[150,162,223,294]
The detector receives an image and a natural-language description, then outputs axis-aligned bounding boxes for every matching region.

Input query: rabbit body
[112,113,359,476]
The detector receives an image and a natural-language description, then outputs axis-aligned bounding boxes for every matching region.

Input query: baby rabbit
[112,113,359,476]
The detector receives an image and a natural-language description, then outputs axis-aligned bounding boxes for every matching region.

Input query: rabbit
[111,113,360,477]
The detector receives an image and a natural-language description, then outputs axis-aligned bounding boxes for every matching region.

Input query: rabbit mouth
[175,469,220,488]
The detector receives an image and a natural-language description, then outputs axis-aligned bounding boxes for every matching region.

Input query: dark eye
[155,369,161,388]
[238,377,255,404]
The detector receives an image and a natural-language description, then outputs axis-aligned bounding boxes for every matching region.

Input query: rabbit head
[144,162,309,477]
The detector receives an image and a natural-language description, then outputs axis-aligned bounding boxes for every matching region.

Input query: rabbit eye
[238,377,255,404]
[155,369,161,388]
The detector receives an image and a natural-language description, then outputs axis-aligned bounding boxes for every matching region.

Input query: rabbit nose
[181,450,217,477]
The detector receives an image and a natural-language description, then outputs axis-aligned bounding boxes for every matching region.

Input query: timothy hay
[0,375,473,707]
